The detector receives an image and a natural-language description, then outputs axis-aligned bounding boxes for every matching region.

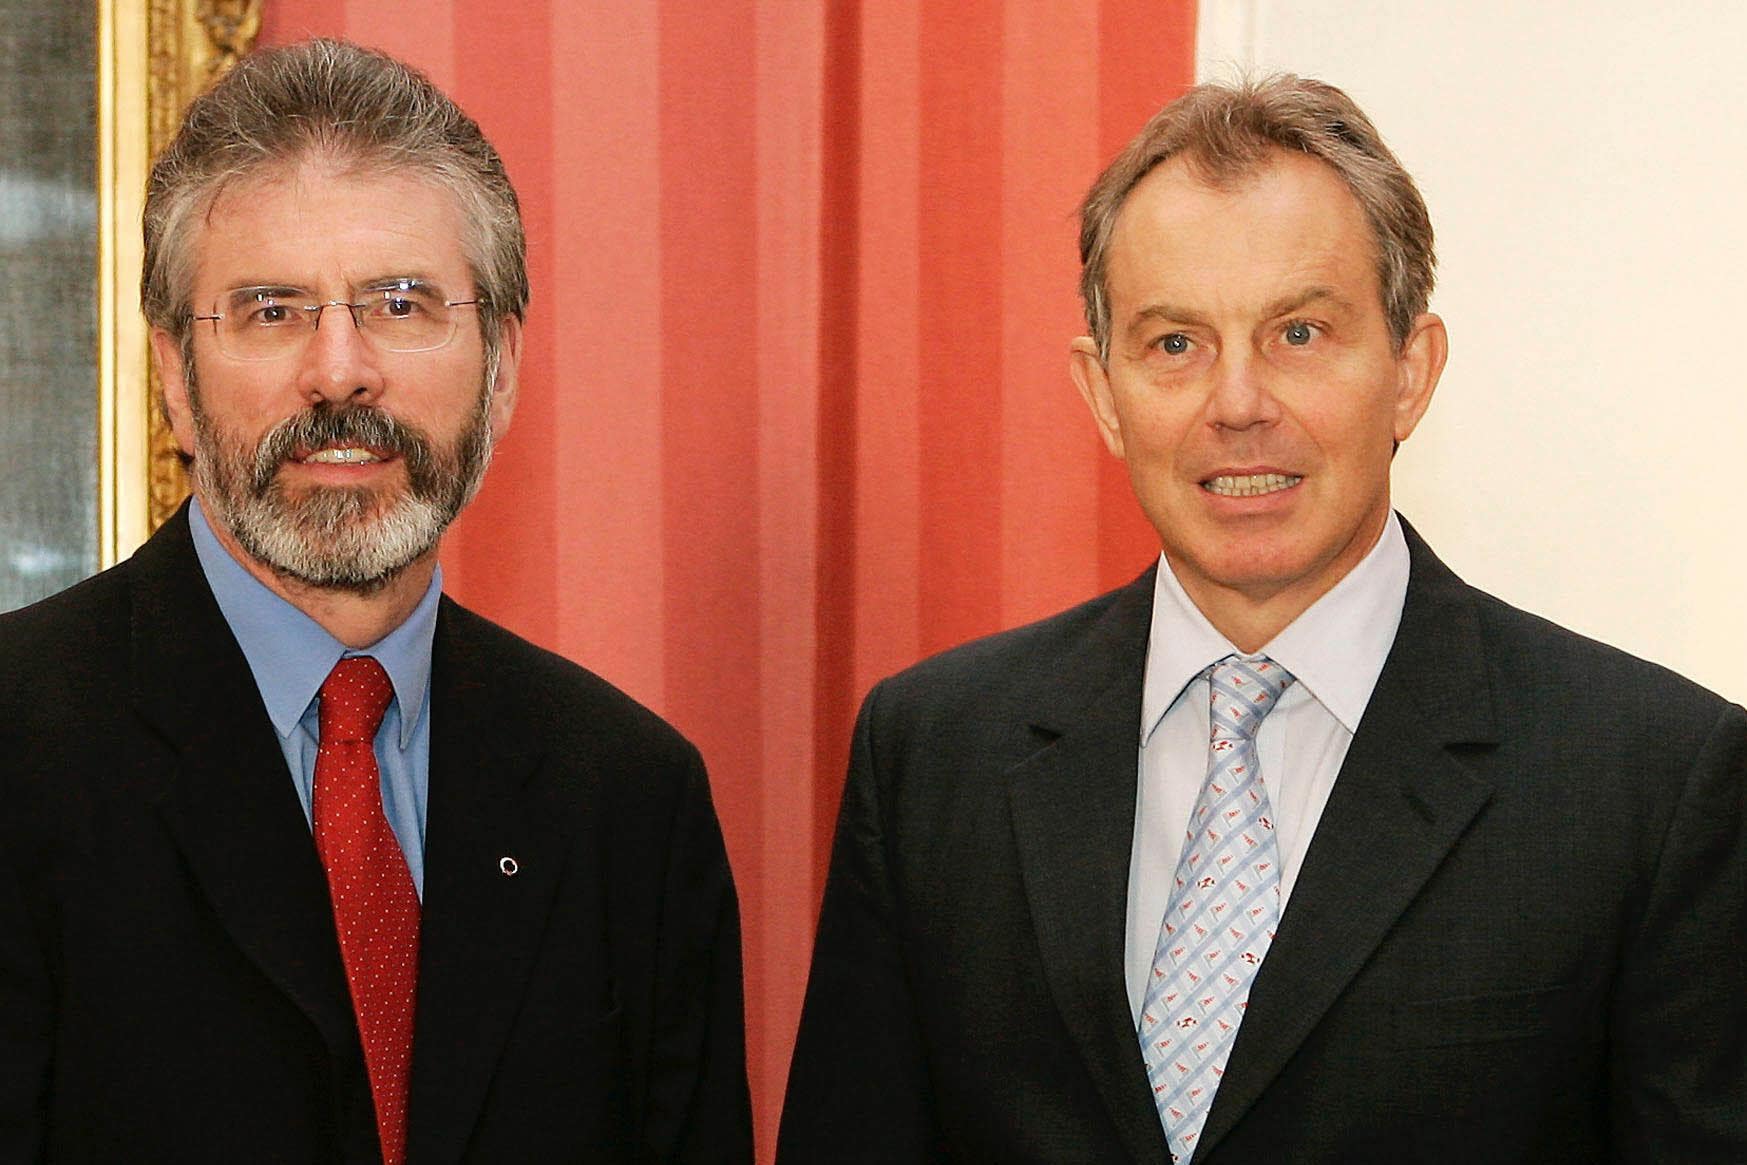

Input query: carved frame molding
[98,0,261,565]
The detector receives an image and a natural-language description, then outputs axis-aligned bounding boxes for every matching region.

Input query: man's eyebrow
[1261,286,1351,318]
[1125,303,1211,335]
[357,273,446,294]
[223,284,307,302]
[219,277,455,300]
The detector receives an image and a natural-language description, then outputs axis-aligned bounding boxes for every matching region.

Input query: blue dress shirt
[189,499,437,899]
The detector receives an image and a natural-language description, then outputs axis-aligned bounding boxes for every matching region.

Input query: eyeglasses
[190,281,482,361]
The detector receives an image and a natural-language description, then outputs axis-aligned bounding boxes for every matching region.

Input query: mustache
[250,404,435,494]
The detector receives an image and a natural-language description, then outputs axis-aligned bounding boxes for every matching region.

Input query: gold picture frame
[97,0,261,566]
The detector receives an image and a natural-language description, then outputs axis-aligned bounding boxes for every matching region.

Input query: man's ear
[1392,312,1447,444]
[1069,335,1126,460]
[151,327,198,457]
[485,314,524,440]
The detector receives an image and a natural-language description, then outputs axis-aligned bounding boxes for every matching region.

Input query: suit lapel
[134,509,359,1060]
[1007,571,1173,1165]
[1194,522,1501,1158]
[407,600,566,1162]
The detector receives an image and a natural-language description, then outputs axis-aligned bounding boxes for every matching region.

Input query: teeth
[1204,473,1301,497]
[302,447,380,465]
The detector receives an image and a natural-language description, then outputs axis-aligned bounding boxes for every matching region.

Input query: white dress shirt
[1123,514,1410,1021]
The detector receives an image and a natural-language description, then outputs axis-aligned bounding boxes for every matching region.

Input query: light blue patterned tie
[1139,654,1294,1163]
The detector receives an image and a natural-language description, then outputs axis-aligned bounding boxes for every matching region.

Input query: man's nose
[1205,350,1278,431]
[298,302,385,405]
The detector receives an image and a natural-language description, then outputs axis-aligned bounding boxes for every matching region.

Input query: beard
[187,375,494,595]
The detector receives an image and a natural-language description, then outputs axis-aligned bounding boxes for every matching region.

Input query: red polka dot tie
[314,656,419,1165]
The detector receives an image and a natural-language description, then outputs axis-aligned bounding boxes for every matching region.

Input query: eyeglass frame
[188,282,484,361]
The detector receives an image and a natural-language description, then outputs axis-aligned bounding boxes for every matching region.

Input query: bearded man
[0,39,750,1164]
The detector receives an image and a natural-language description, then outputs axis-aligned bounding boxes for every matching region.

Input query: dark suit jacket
[0,507,752,1163]
[779,521,1747,1163]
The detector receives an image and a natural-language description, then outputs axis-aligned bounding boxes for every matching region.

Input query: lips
[1201,472,1302,498]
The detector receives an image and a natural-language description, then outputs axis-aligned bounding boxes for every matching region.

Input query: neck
[1174,511,1391,655]
[1186,590,1301,656]
[199,499,436,649]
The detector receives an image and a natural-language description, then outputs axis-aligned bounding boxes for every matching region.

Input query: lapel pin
[499,856,519,877]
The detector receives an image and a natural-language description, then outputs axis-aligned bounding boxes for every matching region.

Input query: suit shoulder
[0,562,133,706]
[871,573,1150,722]
[1401,522,1736,727]
[1467,585,1739,725]
[0,560,131,647]
[436,598,700,766]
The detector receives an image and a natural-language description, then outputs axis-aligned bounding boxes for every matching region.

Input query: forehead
[1104,149,1381,316]
[191,156,471,295]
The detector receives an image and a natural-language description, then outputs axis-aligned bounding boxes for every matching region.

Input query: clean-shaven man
[780,76,1745,1163]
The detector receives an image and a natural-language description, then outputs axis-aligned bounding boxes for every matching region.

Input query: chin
[231,491,450,594]
[1175,537,1318,596]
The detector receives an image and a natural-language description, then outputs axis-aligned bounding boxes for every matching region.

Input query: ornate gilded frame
[97,0,260,566]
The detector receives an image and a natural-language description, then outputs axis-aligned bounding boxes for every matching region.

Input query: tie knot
[1208,654,1294,743]
[319,656,395,745]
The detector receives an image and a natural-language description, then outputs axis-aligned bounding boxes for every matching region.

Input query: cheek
[202,387,277,438]
[1115,391,1201,462]
[1294,382,1400,453]
[196,374,317,457]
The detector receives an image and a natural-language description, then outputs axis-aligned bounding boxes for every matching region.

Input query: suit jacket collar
[1008,518,1500,1163]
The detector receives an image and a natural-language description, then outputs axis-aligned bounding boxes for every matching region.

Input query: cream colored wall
[1195,1,1747,701]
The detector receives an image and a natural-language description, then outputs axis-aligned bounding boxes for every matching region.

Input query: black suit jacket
[0,507,753,1163]
[779,521,1747,1163]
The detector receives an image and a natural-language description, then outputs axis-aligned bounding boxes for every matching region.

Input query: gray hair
[1079,75,1434,359]
[142,38,527,351]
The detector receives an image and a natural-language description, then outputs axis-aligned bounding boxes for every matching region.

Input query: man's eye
[1283,321,1316,346]
[1158,333,1191,355]
[368,293,430,321]
[247,303,298,327]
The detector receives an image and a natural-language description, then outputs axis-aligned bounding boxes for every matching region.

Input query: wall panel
[1197,0,1747,701]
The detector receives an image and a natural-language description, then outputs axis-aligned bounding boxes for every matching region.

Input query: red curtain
[257,2,1193,1155]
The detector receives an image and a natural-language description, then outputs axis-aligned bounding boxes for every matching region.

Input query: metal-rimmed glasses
[190,279,482,361]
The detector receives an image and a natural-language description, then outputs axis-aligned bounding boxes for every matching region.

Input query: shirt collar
[189,497,441,748]
[1141,512,1410,742]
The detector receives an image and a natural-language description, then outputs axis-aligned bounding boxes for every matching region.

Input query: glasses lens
[356,287,456,353]
[215,290,315,360]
